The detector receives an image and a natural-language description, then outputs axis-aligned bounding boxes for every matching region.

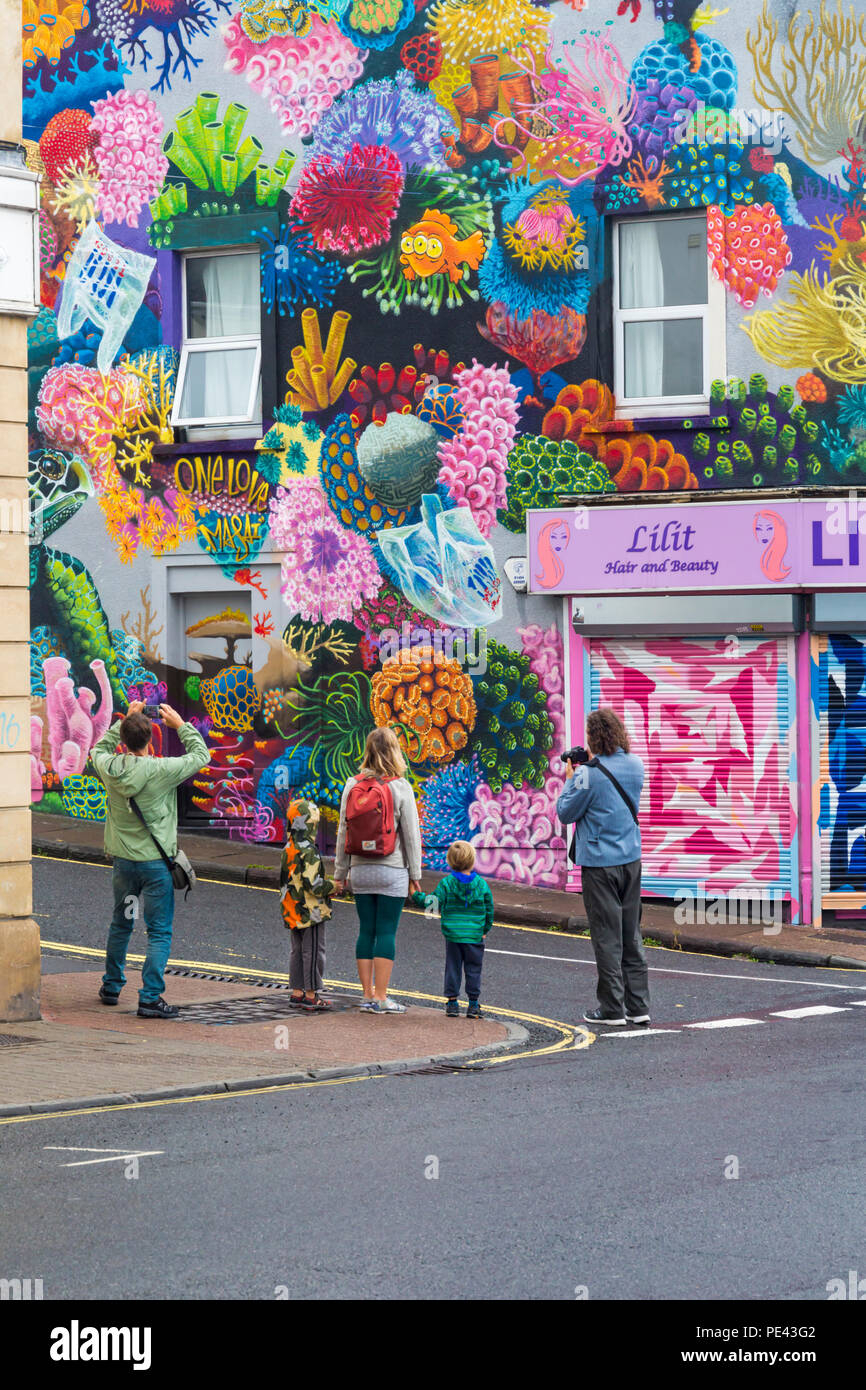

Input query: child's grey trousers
[289,923,326,993]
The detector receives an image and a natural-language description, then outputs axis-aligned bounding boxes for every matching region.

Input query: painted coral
[39,107,96,185]
[43,655,113,778]
[90,89,167,228]
[268,476,382,624]
[427,0,549,68]
[23,0,91,68]
[420,756,481,869]
[707,202,791,309]
[290,143,404,255]
[36,363,144,494]
[436,360,519,537]
[469,779,568,889]
[310,69,454,173]
[371,644,476,766]
[222,11,365,138]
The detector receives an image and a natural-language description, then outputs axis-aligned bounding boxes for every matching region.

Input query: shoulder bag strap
[589,758,639,823]
[128,797,176,869]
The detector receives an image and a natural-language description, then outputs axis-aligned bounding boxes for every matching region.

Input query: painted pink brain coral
[436,359,519,537]
[90,90,167,228]
[268,476,382,624]
[223,12,366,138]
[707,203,792,309]
[43,656,113,779]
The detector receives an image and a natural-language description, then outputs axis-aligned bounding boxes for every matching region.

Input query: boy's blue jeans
[102,858,175,1003]
[444,940,484,1001]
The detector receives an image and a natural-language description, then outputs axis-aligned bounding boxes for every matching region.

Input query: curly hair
[586,708,630,757]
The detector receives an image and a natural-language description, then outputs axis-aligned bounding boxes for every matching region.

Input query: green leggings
[354,893,404,961]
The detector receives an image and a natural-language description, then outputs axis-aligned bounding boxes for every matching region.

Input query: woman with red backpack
[333,726,422,1013]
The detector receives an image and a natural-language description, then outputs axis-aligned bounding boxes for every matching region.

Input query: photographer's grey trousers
[581,860,649,1018]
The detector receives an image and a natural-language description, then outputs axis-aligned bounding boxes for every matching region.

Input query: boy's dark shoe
[583,1007,626,1026]
[137,997,180,1019]
[466,1000,482,1019]
[98,987,119,1006]
[445,999,460,1017]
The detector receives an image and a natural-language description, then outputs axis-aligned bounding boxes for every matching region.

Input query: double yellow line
[0,940,592,1126]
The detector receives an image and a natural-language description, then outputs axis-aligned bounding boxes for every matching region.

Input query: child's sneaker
[445,998,459,1017]
[466,1000,482,1019]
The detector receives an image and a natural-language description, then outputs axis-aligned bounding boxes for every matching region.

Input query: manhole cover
[0,1034,44,1048]
[175,994,357,1025]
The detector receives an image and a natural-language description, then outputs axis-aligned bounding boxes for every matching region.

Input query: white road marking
[848,1000,866,1006]
[600,1028,680,1038]
[770,1005,850,1019]
[44,1146,164,1167]
[484,947,866,991]
[685,1017,764,1029]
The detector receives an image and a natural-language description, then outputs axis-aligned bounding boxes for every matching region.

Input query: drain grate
[175,994,357,1025]
[0,1033,44,1049]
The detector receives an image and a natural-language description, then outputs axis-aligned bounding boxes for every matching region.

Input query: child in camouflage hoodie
[280,799,335,1012]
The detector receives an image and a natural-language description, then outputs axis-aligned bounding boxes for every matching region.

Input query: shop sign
[527,497,866,595]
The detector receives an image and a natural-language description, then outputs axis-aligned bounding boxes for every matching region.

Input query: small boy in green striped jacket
[411,840,494,1018]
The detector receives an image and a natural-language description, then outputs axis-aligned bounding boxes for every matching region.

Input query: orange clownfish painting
[399,209,486,284]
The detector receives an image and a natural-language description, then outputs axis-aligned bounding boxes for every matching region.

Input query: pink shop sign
[527,497,866,595]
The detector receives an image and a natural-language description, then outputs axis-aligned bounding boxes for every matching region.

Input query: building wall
[21,0,866,891]
[2,0,39,1018]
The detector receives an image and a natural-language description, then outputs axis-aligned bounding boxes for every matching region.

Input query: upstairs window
[171,248,261,437]
[613,212,724,418]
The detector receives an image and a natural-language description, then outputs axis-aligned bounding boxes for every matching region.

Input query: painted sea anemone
[268,476,382,624]
[90,89,167,228]
[251,220,344,316]
[436,360,520,536]
[290,142,404,255]
[420,756,481,869]
[310,69,455,173]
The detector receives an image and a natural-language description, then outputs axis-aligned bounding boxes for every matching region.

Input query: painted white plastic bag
[375,493,502,627]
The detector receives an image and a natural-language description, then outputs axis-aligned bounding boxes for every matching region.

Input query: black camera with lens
[143,704,162,721]
[561,746,591,766]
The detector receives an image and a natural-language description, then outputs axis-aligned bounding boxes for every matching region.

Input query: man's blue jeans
[102,858,175,1003]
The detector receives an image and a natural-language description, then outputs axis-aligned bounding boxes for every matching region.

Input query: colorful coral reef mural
[23,0,866,895]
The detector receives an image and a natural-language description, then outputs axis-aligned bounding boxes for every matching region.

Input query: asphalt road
[2,856,865,1302]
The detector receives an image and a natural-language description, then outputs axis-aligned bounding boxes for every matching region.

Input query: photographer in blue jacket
[556,708,650,1028]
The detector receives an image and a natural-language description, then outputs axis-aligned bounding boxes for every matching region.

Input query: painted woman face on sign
[752,509,791,582]
[536,519,571,588]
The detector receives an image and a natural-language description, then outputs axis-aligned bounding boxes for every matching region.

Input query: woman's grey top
[334,776,423,895]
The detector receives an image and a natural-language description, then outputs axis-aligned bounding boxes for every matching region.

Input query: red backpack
[344,777,397,857]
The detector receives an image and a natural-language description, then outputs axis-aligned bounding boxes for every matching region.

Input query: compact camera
[143,704,162,721]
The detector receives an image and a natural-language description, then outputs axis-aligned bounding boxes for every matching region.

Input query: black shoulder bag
[567,758,639,864]
[129,797,196,900]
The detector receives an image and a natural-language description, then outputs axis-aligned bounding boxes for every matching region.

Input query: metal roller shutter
[589,636,797,900]
[816,633,866,915]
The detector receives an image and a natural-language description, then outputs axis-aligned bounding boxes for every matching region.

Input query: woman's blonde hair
[358,726,406,780]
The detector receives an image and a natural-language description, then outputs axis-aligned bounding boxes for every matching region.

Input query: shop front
[528,494,866,928]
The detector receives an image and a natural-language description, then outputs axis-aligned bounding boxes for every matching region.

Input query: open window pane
[619,216,707,310]
[186,253,259,339]
[624,318,703,398]
[177,345,258,421]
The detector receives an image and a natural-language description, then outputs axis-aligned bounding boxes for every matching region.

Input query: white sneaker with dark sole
[583,1008,626,1026]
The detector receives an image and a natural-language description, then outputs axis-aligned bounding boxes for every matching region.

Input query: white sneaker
[371,997,406,1013]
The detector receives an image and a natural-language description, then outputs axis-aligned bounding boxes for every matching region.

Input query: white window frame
[171,246,262,431]
[612,210,725,421]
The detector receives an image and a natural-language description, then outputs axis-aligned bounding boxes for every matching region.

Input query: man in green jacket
[411,839,493,1018]
[91,701,210,1018]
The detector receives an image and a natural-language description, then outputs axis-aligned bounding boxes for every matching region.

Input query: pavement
[33,810,866,970]
[0,967,514,1118]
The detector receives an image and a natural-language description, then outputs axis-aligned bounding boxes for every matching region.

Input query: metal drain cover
[0,1033,44,1048]
[175,994,356,1025]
